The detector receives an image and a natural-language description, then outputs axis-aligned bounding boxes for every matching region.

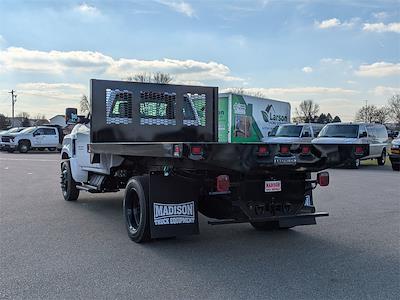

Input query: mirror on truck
[65,108,78,125]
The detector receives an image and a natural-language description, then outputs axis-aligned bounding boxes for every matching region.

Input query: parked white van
[312,123,388,168]
[264,123,325,143]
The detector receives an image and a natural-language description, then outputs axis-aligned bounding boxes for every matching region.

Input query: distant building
[49,115,66,127]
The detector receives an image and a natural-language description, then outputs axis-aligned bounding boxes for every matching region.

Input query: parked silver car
[313,123,388,168]
[264,123,325,143]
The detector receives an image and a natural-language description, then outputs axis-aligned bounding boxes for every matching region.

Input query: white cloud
[302,66,313,73]
[355,62,400,77]
[320,58,344,64]
[0,47,242,83]
[363,22,400,33]
[75,3,100,16]
[157,1,195,17]
[222,86,357,97]
[372,86,400,97]
[372,12,388,20]
[315,18,341,29]
[16,82,87,100]
[315,18,359,29]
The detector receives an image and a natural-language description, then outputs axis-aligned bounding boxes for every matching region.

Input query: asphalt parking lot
[1,151,399,299]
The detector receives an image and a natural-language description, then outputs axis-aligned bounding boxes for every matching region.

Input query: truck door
[31,128,45,147]
[365,125,379,157]
[43,128,58,147]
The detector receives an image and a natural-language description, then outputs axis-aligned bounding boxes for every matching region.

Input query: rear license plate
[265,180,281,192]
[274,155,297,166]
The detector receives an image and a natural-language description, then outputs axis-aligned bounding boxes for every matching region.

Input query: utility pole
[9,90,17,126]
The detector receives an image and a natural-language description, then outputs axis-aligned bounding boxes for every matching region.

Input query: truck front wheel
[377,150,386,166]
[61,160,79,201]
[18,141,30,153]
[123,176,151,243]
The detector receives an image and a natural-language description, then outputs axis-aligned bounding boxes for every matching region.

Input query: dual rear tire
[123,176,151,243]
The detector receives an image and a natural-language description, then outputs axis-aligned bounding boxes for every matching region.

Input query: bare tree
[80,94,90,114]
[17,112,31,127]
[355,105,378,123]
[0,113,11,129]
[295,100,320,122]
[17,112,30,119]
[152,72,173,84]
[224,88,265,98]
[388,94,400,125]
[374,107,390,124]
[127,72,173,84]
[33,113,48,125]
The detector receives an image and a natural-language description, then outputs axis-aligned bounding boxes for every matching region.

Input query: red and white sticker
[265,180,282,192]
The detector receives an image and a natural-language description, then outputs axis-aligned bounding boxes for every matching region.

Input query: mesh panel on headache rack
[105,89,133,124]
[139,91,177,126]
[183,93,206,127]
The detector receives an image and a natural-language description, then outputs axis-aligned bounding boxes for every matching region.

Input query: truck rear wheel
[123,176,151,243]
[349,158,360,169]
[18,141,30,153]
[377,150,386,166]
[61,160,79,201]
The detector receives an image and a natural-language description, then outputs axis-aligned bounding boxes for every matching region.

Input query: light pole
[9,90,17,126]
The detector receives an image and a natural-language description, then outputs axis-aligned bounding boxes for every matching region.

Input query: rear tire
[18,141,30,153]
[123,176,151,243]
[349,158,360,169]
[377,150,386,166]
[61,160,79,201]
[392,164,400,171]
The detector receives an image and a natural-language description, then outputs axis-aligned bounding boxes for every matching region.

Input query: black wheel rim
[61,165,68,196]
[126,188,141,232]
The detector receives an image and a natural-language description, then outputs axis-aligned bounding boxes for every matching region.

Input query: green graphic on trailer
[218,96,229,143]
[231,94,263,143]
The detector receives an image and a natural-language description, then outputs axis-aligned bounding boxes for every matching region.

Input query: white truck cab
[3,126,62,153]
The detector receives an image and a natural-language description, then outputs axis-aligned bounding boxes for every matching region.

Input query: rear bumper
[208,212,329,226]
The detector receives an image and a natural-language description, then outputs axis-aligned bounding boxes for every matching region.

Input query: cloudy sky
[0,0,399,120]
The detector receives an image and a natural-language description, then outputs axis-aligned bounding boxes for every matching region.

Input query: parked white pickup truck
[2,125,63,153]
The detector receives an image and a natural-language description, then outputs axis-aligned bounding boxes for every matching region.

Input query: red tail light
[317,172,329,187]
[257,145,269,156]
[280,145,290,154]
[216,175,230,192]
[301,145,311,155]
[355,146,364,155]
[191,145,203,155]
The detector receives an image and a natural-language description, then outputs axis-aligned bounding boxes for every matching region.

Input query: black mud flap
[149,173,200,239]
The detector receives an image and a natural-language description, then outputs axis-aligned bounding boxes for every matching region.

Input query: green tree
[332,116,341,123]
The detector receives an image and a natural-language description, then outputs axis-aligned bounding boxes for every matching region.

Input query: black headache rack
[90,79,218,143]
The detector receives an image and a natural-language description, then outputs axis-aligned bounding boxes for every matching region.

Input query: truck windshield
[274,125,303,137]
[19,127,35,134]
[318,125,359,138]
[8,128,24,133]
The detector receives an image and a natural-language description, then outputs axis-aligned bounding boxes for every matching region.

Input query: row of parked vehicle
[264,122,399,171]
[0,121,399,171]
[0,125,63,153]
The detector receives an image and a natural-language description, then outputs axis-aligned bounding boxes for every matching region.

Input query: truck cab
[264,123,324,143]
[4,125,62,153]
